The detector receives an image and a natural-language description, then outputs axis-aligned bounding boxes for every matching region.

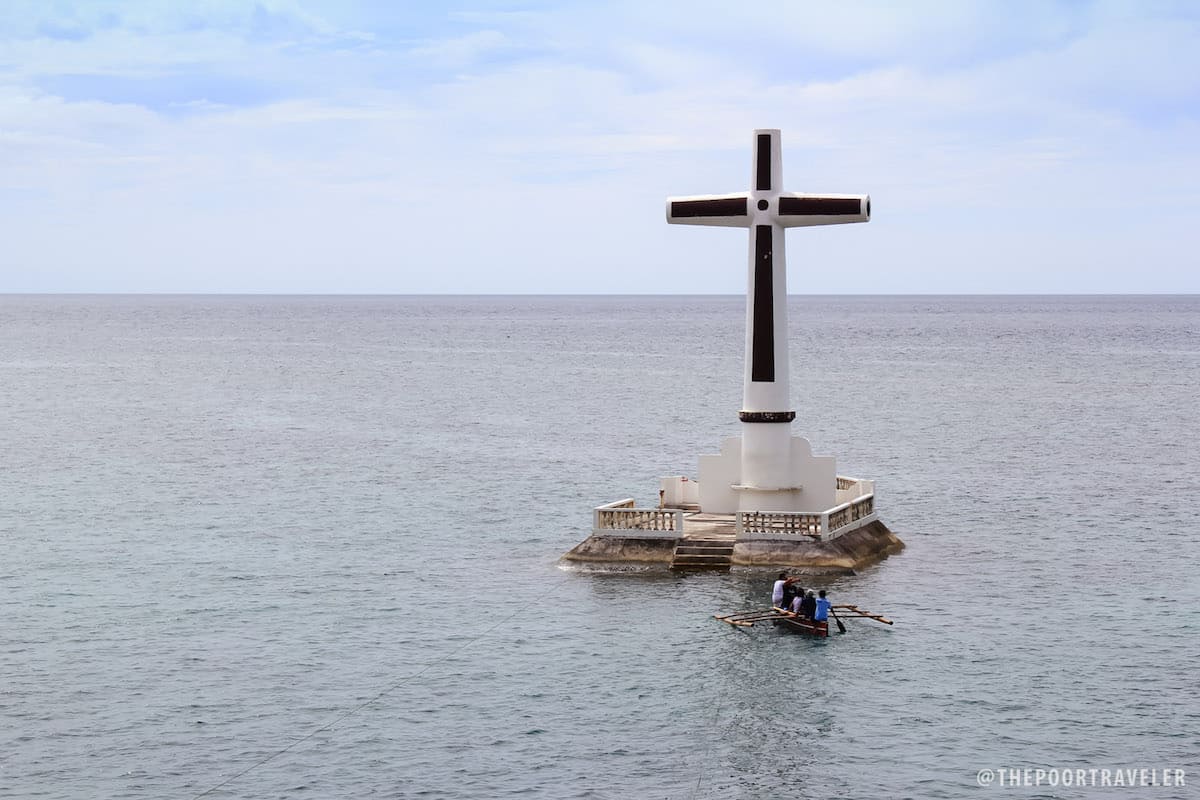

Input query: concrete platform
[561,517,903,574]
[731,520,904,572]
[680,512,738,538]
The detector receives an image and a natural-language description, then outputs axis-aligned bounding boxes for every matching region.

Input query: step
[670,555,733,571]
[673,545,734,556]
[670,561,731,571]
[670,534,734,570]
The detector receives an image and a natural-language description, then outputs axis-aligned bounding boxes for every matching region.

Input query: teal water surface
[2,295,1197,799]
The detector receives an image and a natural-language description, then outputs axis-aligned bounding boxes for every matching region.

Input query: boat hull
[772,617,829,637]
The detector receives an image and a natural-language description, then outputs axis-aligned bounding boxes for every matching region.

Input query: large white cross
[666,129,869,503]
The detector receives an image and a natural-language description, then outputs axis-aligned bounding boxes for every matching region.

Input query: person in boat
[799,590,817,620]
[771,572,789,609]
[789,587,806,616]
[813,590,832,624]
[781,580,801,611]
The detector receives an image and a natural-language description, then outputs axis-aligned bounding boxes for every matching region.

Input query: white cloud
[407,29,511,69]
[0,1,1197,292]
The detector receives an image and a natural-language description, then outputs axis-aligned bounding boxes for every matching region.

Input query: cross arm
[774,192,870,228]
[666,193,752,228]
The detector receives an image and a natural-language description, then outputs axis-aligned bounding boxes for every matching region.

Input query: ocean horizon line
[2,291,1197,299]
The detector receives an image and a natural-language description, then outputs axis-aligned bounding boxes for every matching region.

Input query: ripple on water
[1,296,1198,798]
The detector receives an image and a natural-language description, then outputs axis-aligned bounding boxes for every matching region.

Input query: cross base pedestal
[697,435,836,514]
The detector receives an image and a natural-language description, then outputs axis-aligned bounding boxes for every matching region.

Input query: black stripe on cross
[778,196,862,215]
[756,134,771,191]
[752,224,774,382]
[669,198,748,218]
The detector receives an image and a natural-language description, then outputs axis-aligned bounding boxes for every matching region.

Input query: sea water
[2,295,1197,799]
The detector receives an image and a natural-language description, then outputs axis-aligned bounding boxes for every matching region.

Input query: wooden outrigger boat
[773,614,830,637]
[714,604,893,637]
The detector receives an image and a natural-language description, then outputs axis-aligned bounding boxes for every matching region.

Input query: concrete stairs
[670,536,735,571]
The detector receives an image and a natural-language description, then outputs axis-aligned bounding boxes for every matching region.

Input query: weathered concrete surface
[561,520,903,572]
[731,520,904,573]
[561,535,677,565]
[681,513,737,536]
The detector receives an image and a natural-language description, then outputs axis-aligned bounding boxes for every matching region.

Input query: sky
[1,1,1198,293]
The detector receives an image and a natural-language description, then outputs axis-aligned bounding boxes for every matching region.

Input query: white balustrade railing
[591,483,877,542]
[738,511,823,538]
[823,493,876,540]
[593,499,683,534]
[736,493,876,542]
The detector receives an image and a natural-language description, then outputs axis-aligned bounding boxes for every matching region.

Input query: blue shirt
[814,597,831,621]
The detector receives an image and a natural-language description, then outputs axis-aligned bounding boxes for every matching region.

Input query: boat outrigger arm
[829,603,894,625]
[713,604,893,628]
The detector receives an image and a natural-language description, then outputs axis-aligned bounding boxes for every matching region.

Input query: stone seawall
[561,520,903,572]
[561,535,677,565]
[731,520,903,573]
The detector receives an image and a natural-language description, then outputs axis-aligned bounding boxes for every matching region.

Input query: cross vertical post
[667,129,870,512]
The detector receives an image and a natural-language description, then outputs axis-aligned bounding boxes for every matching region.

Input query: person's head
[818,590,826,598]
[807,590,815,598]
[777,572,787,581]
[795,586,804,595]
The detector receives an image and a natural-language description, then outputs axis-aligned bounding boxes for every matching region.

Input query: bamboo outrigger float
[714,604,893,637]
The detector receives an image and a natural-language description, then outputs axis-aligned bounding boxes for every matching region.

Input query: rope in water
[191,576,572,799]
[690,689,726,799]
[690,624,747,799]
